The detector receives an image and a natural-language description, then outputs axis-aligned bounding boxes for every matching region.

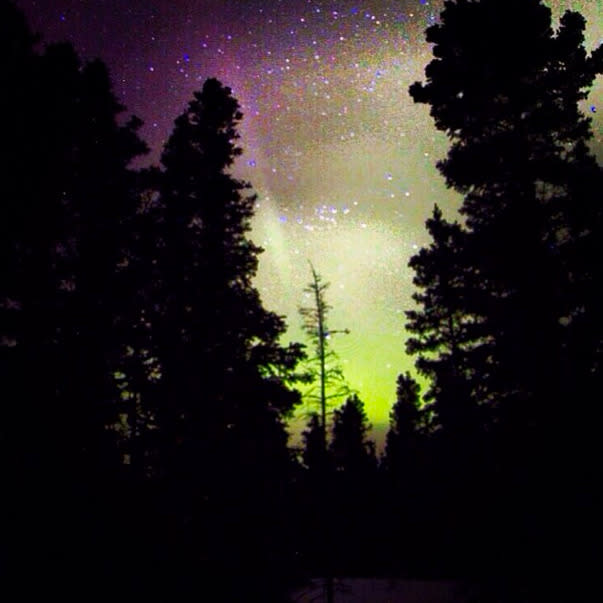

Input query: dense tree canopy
[408,0,602,587]
[1,1,149,594]
[409,0,602,421]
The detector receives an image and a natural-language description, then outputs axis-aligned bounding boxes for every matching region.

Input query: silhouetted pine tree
[405,205,491,435]
[146,78,305,593]
[384,372,422,476]
[330,394,376,476]
[381,371,448,577]
[410,0,602,584]
[410,0,601,420]
[296,268,353,588]
[327,395,378,578]
[299,263,350,454]
[1,1,149,594]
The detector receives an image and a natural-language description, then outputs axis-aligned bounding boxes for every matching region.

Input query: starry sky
[17,0,602,444]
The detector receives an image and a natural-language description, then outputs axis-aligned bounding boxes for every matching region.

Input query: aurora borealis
[18,0,601,443]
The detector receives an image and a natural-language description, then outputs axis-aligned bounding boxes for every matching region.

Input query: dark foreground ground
[291,578,459,602]
[289,576,597,603]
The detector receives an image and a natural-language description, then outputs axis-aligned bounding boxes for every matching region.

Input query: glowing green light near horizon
[241,0,602,448]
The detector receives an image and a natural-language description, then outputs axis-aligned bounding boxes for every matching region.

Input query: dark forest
[1,1,601,601]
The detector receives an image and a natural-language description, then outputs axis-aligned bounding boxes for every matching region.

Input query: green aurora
[244,1,602,446]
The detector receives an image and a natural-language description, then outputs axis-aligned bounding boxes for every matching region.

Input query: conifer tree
[146,78,305,588]
[409,0,602,425]
[330,394,376,476]
[382,372,438,576]
[1,1,149,593]
[409,0,602,582]
[154,77,303,464]
[1,0,147,485]
[328,394,377,582]
[384,372,422,476]
[405,205,489,434]
[297,266,350,600]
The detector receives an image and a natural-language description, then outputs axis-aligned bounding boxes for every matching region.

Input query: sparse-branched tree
[299,262,350,457]
[298,264,351,602]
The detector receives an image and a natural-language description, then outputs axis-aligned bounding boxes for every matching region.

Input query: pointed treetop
[161,77,244,173]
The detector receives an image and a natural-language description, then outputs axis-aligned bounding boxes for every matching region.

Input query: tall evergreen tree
[0,6,147,474]
[1,1,149,594]
[409,0,602,423]
[405,205,491,434]
[154,76,303,464]
[409,0,602,584]
[146,78,305,592]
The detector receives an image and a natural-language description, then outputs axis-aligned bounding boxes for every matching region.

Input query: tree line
[1,1,601,601]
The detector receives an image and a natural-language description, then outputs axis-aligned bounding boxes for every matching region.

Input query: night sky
[17,0,602,441]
